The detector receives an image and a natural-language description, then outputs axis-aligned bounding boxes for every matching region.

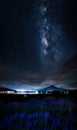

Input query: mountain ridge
[38,85,68,92]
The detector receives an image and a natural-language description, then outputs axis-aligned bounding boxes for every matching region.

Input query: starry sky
[0,0,77,90]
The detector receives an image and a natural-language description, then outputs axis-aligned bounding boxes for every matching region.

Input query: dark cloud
[0,53,77,90]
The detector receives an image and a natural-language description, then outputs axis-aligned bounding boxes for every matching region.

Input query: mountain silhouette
[0,87,16,92]
[39,85,67,92]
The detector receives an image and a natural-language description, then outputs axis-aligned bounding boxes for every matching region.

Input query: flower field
[0,97,77,130]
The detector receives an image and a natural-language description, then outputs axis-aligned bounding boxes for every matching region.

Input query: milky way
[38,0,50,68]
[37,0,63,70]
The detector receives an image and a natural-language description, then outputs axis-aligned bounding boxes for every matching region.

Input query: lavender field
[0,97,77,130]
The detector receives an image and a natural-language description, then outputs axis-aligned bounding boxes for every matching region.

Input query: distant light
[35,91,38,94]
[64,91,69,95]
[21,90,26,92]
[0,91,14,94]
[24,95,27,97]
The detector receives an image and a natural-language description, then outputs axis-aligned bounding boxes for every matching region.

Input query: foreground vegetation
[0,97,77,130]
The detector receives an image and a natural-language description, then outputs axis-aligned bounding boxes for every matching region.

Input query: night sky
[0,0,77,90]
